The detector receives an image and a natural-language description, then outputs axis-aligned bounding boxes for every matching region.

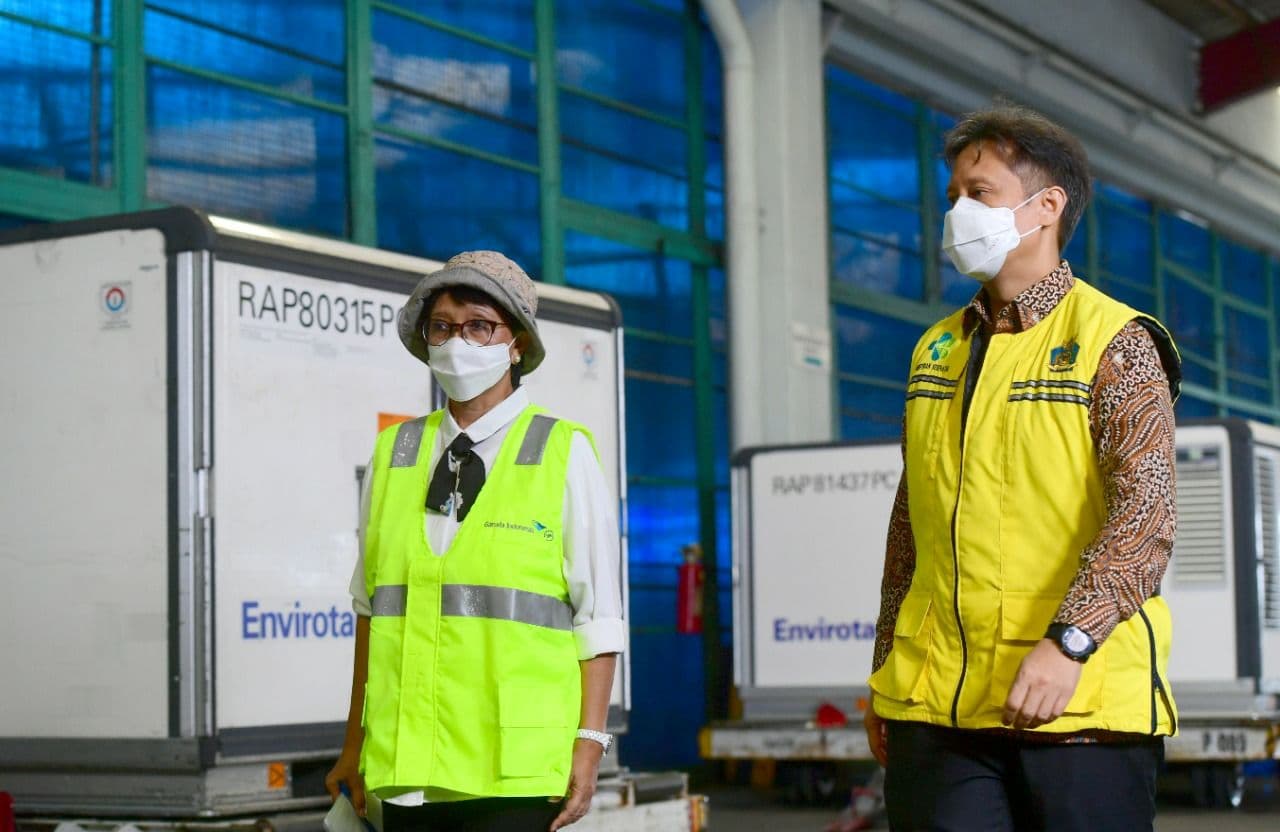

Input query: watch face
[1063,626,1091,655]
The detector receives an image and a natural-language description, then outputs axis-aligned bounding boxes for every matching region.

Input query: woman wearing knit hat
[325,251,626,832]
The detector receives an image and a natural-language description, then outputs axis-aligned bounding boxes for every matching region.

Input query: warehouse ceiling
[1143,0,1280,40]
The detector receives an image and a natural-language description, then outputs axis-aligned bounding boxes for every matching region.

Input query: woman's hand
[549,738,604,830]
[324,748,367,817]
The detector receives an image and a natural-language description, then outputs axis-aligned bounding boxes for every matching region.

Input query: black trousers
[382,797,560,832]
[884,722,1162,832]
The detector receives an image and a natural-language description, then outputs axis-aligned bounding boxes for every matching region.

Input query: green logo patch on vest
[1048,338,1080,372]
[928,332,955,361]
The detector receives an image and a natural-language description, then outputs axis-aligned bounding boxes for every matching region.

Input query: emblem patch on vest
[1049,338,1080,372]
[928,332,955,361]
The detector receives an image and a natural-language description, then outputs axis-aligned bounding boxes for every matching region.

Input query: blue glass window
[1106,281,1157,317]
[1062,222,1087,273]
[562,143,689,231]
[624,335,694,379]
[147,66,346,236]
[830,180,922,254]
[1221,239,1266,306]
[1164,275,1216,360]
[1176,394,1217,421]
[373,12,538,165]
[827,93,920,204]
[833,304,921,381]
[713,389,730,485]
[385,0,535,51]
[708,267,727,350]
[625,378,696,481]
[564,232,694,338]
[832,232,924,299]
[147,0,343,63]
[1181,355,1218,392]
[1098,181,1149,212]
[839,381,906,440]
[145,3,344,104]
[1098,198,1152,285]
[0,19,113,185]
[941,262,976,307]
[556,0,686,122]
[1228,378,1271,406]
[702,28,722,140]
[1160,212,1212,275]
[1224,307,1269,379]
[627,484,699,566]
[374,136,540,268]
[4,0,111,35]
[827,63,915,117]
[560,93,686,178]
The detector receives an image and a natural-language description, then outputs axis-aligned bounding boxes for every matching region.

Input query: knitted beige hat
[397,250,545,373]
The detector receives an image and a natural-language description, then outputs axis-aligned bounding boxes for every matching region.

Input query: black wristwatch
[1045,623,1097,663]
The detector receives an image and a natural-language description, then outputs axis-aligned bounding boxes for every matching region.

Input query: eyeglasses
[424,318,510,347]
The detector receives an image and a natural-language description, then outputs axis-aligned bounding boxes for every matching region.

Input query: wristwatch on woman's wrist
[576,728,614,754]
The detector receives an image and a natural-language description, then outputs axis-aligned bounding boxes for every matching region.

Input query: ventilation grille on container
[1174,446,1228,584]
[1257,451,1280,629]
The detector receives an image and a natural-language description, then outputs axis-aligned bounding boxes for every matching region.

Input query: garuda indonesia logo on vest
[484,519,556,542]
[1048,337,1081,372]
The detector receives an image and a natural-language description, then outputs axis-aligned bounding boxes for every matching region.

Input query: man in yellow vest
[325,251,626,831]
[863,106,1181,830]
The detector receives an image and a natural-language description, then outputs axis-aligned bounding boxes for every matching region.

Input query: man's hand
[863,693,888,767]
[1002,639,1083,730]
[549,739,604,830]
[324,749,367,816]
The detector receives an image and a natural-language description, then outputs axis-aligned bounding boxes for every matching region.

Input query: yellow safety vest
[360,405,589,796]
[870,279,1181,735]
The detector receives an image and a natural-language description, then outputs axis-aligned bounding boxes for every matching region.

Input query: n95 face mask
[942,189,1045,282]
[427,338,514,403]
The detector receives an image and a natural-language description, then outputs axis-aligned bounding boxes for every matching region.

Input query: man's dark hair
[943,105,1092,252]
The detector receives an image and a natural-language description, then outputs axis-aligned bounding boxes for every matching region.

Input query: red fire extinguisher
[676,543,705,634]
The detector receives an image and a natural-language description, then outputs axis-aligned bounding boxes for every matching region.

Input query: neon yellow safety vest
[870,279,1181,736]
[360,405,590,797]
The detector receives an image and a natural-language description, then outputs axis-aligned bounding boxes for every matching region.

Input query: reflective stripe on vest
[370,584,407,616]
[391,417,427,467]
[442,584,573,631]
[516,414,558,465]
[368,583,573,630]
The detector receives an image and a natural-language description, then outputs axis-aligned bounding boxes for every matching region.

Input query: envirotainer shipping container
[0,208,630,817]
[707,424,1280,793]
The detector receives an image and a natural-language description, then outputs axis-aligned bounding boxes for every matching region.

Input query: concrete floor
[702,779,1280,831]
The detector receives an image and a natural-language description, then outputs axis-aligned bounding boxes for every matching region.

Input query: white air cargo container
[1161,419,1280,710]
[0,208,632,817]
[707,423,1280,801]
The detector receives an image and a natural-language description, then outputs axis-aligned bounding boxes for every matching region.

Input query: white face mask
[941,189,1046,282]
[427,338,516,403]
